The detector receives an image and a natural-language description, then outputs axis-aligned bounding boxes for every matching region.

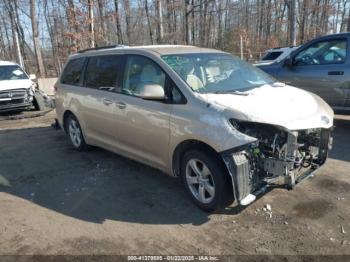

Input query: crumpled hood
[0,79,33,91]
[200,84,334,130]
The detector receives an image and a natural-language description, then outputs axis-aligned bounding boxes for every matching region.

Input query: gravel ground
[0,111,349,257]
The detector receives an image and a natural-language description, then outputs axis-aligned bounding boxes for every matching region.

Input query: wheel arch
[172,139,228,177]
[62,110,76,133]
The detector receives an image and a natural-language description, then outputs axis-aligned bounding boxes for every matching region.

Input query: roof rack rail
[77,44,127,53]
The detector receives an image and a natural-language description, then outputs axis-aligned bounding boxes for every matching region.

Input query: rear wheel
[66,114,87,151]
[180,150,234,212]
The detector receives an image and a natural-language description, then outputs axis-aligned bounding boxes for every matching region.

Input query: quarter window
[61,58,86,85]
[85,55,122,91]
[294,39,347,65]
[122,55,166,97]
[262,51,283,61]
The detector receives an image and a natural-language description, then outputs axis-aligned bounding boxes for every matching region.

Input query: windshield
[0,65,28,81]
[161,53,275,94]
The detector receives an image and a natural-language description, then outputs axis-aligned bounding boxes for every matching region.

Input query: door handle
[115,101,126,109]
[328,71,344,75]
[102,98,113,105]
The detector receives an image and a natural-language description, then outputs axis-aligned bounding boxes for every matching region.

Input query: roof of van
[71,45,225,57]
[129,45,224,55]
[0,60,18,66]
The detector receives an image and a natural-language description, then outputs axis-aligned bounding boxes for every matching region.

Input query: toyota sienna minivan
[55,45,333,211]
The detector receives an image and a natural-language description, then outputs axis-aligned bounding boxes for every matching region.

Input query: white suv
[0,61,37,112]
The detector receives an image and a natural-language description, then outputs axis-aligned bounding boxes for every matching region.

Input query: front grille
[0,89,27,100]
[0,99,25,106]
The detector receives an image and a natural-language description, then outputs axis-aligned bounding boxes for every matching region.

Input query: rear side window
[61,58,86,85]
[85,55,123,91]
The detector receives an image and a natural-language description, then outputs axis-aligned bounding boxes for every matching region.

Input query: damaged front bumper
[221,127,333,206]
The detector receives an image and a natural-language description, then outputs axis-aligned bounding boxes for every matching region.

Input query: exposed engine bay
[223,120,333,204]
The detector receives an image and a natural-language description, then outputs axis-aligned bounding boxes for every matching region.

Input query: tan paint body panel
[55,45,333,176]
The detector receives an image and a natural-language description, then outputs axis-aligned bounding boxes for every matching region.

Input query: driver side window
[294,39,347,66]
[122,55,165,97]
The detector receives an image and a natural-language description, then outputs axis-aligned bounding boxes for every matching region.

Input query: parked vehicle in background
[0,61,44,112]
[55,45,333,212]
[257,33,350,112]
[254,46,298,66]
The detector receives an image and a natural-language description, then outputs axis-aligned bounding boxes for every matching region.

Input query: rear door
[281,37,349,108]
[58,57,87,127]
[80,54,125,147]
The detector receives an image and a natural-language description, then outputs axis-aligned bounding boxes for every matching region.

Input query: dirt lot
[0,110,350,256]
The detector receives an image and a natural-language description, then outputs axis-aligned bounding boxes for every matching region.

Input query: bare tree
[289,0,297,46]
[155,0,164,43]
[114,0,123,44]
[145,0,154,44]
[347,1,350,31]
[66,0,80,51]
[123,0,131,44]
[30,0,45,77]
[88,0,95,48]
[97,0,106,44]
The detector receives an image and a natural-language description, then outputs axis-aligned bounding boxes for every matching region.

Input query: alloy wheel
[185,159,215,204]
[68,119,82,148]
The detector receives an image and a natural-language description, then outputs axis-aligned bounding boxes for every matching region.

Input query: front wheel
[180,150,234,212]
[66,115,87,151]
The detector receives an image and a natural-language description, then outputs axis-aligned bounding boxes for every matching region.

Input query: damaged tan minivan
[55,45,333,211]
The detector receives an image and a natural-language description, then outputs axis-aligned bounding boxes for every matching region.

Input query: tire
[66,114,88,151]
[180,150,234,212]
[32,92,46,111]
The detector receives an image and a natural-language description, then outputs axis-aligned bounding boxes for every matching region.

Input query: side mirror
[138,84,165,100]
[283,56,294,67]
[29,74,37,81]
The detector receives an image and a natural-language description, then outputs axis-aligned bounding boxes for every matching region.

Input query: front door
[112,55,172,169]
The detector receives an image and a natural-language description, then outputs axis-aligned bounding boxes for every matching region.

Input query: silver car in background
[254,46,298,66]
[258,33,350,112]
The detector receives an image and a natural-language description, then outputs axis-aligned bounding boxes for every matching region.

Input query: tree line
[0,0,349,77]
